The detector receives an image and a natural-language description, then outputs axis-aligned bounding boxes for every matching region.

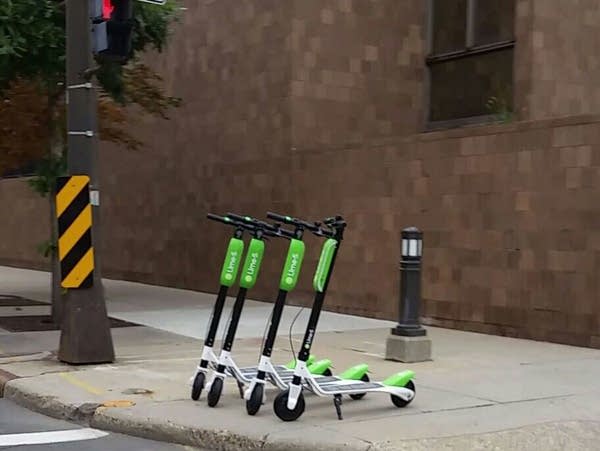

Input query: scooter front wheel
[191,372,205,401]
[207,377,224,407]
[246,384,264,416]
[273,390,305,422]
[390,379,415,408]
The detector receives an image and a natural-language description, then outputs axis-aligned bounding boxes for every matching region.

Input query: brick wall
[526,0,600,119]
[0,178,49,270]
[415,117,600,348]
[290,0,426,149]
[98,0,295,287]
[100,114,600,349]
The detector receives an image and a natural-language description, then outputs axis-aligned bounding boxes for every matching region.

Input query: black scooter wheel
[349,373,370,400]
[273,390,305,422]
[191,372,205,401]
[207,378,224,407]
[390,380,415,408]
[246,384,264,416]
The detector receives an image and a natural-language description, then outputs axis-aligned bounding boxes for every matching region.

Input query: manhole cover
[0,295,47,307]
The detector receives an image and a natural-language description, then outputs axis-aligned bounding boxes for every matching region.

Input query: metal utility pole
[59,0,114,364]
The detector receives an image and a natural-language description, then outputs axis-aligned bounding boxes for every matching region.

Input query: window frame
[425,0,516,130]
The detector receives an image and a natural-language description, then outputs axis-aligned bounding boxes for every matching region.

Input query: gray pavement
[0,266,395,340]
[2,266,600,450]
[0,399,197,450]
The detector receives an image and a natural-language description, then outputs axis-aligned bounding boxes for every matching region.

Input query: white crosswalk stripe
[0,428,108,447]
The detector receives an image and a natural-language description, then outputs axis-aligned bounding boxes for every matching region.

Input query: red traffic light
[103,0,114,19]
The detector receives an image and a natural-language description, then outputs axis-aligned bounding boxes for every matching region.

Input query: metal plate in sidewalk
[0,315,139,332]
[0,295,47,307]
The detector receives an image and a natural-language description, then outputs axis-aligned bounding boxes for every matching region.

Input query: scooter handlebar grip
[207,213,226,222]
[207,213,239,226]
[267,212,321,232]
[225,212,247,222]
[266,212,289,223]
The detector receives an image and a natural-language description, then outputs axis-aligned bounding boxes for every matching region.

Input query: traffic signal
[91,0,134,63]
[103,0,114,19]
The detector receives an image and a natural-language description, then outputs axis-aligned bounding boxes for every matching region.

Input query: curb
[90,408,372,451]
[90,408,265,451]
[6,379,600,451]
[4,379,100,423]
[5,379,371,451]
[0,369,18,398]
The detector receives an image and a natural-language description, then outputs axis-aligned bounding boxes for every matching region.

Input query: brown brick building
[2,0,600,347]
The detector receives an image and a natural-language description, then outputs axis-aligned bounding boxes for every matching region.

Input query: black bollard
[392,227,426,337]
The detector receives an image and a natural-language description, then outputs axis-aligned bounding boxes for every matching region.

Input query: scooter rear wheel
[273,390,305,421]
[349,373,370,400]
[390,380,415,408]
[191,372,205,401]
[246,384,264,416]
[207,377,224,407]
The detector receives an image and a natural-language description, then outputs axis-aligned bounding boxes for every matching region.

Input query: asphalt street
[0,399,196,450]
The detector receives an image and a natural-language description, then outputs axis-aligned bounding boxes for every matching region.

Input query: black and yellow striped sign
[56,175,94,289]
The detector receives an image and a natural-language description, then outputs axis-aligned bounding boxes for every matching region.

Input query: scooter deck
[317,380,384,393]
[227,364,292,379]
[228,365,340,384]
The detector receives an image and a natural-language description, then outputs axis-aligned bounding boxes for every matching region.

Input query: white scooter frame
[271,214,416,421]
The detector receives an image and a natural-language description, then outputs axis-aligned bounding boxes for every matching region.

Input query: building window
[426,0,515,126]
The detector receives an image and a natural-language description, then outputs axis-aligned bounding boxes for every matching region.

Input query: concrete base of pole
[58,288,115,364]
[385,333,432,363]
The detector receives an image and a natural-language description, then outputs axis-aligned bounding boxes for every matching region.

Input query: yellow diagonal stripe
[61,247,94,288]
[59,372,104,395]
[56,175,89,217]
[58,204,92,260]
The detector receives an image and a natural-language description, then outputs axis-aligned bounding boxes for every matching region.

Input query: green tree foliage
[0,1,181,323]
[0,0,181,176]
[0,0,65,88]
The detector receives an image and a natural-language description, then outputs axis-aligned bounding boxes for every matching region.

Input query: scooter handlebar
[266,212,322,232]
[226,213,277,231]
[227,213,296,239]
[323,215,346,228]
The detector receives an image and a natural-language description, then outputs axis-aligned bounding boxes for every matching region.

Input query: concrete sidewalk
[2,267,600,450]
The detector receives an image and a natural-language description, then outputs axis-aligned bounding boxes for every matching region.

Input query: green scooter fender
[307,359,332,375]
[339,363,369,380]
[285,354,316,370]
[382,370,415,387]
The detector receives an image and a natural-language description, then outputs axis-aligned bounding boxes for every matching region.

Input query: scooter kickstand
[333,394,343,420]
[237,380,245,399]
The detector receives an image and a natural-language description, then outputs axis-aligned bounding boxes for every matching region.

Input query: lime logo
[285,276,293,284]
[304,329,315,350]
[246,252,260,278]
[287,253,299,278]
[225,251,238,276]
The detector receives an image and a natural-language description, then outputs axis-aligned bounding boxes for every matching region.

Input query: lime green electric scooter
[223,214,370,416]
[270,214,416,421]
[203,214,340,407]
[190,214,333,401]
